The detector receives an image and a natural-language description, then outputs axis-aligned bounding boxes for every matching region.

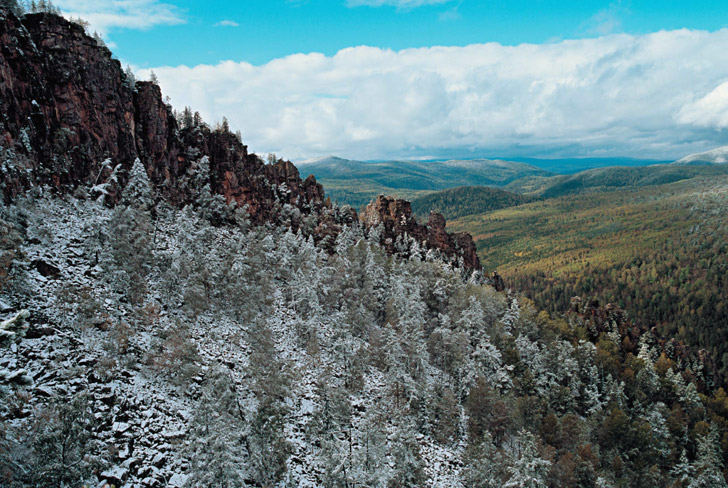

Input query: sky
[54,0,728,161]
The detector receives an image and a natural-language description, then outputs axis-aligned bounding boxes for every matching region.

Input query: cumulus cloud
[142,29,728,160]
[677,81,728,129]
[215,20,240,27]
[56,0,185,35]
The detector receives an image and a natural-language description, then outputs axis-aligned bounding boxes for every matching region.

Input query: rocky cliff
[0,8,480,270]
[0,10,326,219]
[362,195,481,270]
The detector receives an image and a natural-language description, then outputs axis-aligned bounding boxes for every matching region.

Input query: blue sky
[55,0,728,161]
[62,0,728,68]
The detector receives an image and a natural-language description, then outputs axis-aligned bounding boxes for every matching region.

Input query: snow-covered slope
[1,182,722,487]
[675,145,728,165]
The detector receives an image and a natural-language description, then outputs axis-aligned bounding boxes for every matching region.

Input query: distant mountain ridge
[297,156,551,207]
[675,145,728,165]
[298,156,551,188]
[505,164,728,198]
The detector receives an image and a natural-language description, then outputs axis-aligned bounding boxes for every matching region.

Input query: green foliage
[185,368,247,487]
[106,204,153,305]
[303,157,550,207]
[450,175,728,380]
[26,392,107,487]
[0,0,24,16]
[4,178,728,486]
[506,164,728,198]
[0,208,23,293]
[410,185,531,220]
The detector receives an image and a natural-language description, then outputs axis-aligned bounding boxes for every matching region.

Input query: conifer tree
[106,202,153,305]
[246,318,292,486]
[503,430,550,488]
[388,415,426,488]
[185,368,247,487]
[26,393,106,487]
[0,0,24,15]
[688,428,728,488]
[463,433,503,488]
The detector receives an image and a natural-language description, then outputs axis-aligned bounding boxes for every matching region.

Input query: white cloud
[215,20,240,27]
[347,0,452,8]
[677,81,728,129]
[438,4,461,21]
[142,29,728,160]
[56,0,185,35]
[580,1,628,36]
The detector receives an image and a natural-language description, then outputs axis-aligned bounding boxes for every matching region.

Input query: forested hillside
[2,4,728,488]
[505,164,728,198]
[449,175,728,382]
[3,172,728,487]
[410,186,532,221]
[299,157,550,208]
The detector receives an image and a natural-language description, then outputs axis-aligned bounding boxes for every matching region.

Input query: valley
[318,153,728,382]
[438,170,728,380]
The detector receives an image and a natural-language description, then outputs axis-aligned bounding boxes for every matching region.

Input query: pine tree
[388,415,426,488]
[185,368,247,487]
[122,158,153,210]
[124,65,136,91]
[352,403,389,487]
[26,393,107,487]
[688,428,728,488]
[181,106,194,129]
[246,319,292,486]
[106,202,153,306]
[503,430,550,488]
[0,0,24,16]
[671,449,694,487]
[463,433,503,488]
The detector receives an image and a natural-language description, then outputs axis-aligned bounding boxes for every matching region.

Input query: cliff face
[0,10,326,221]
[0,8,479,270]
[0,11,137,195]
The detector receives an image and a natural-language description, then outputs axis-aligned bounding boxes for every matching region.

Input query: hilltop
[675,145,728,165]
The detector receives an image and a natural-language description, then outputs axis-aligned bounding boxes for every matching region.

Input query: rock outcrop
[362,195,481,269]
[0,11,138,196]
[0,8,480,270]
[0,10,327,221]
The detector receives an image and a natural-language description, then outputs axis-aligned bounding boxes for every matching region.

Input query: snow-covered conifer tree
[503,430,550,488]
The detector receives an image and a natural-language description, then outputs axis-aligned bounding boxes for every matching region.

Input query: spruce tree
[503,430,550,488]
[185,368,247,487]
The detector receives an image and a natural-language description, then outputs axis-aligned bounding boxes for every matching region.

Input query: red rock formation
[0,9,327,221]
[0,11,137,196]
[362,195,481,270]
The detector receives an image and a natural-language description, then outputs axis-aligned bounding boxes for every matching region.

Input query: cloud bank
[56,0,185,35]
[142,29,728,160]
